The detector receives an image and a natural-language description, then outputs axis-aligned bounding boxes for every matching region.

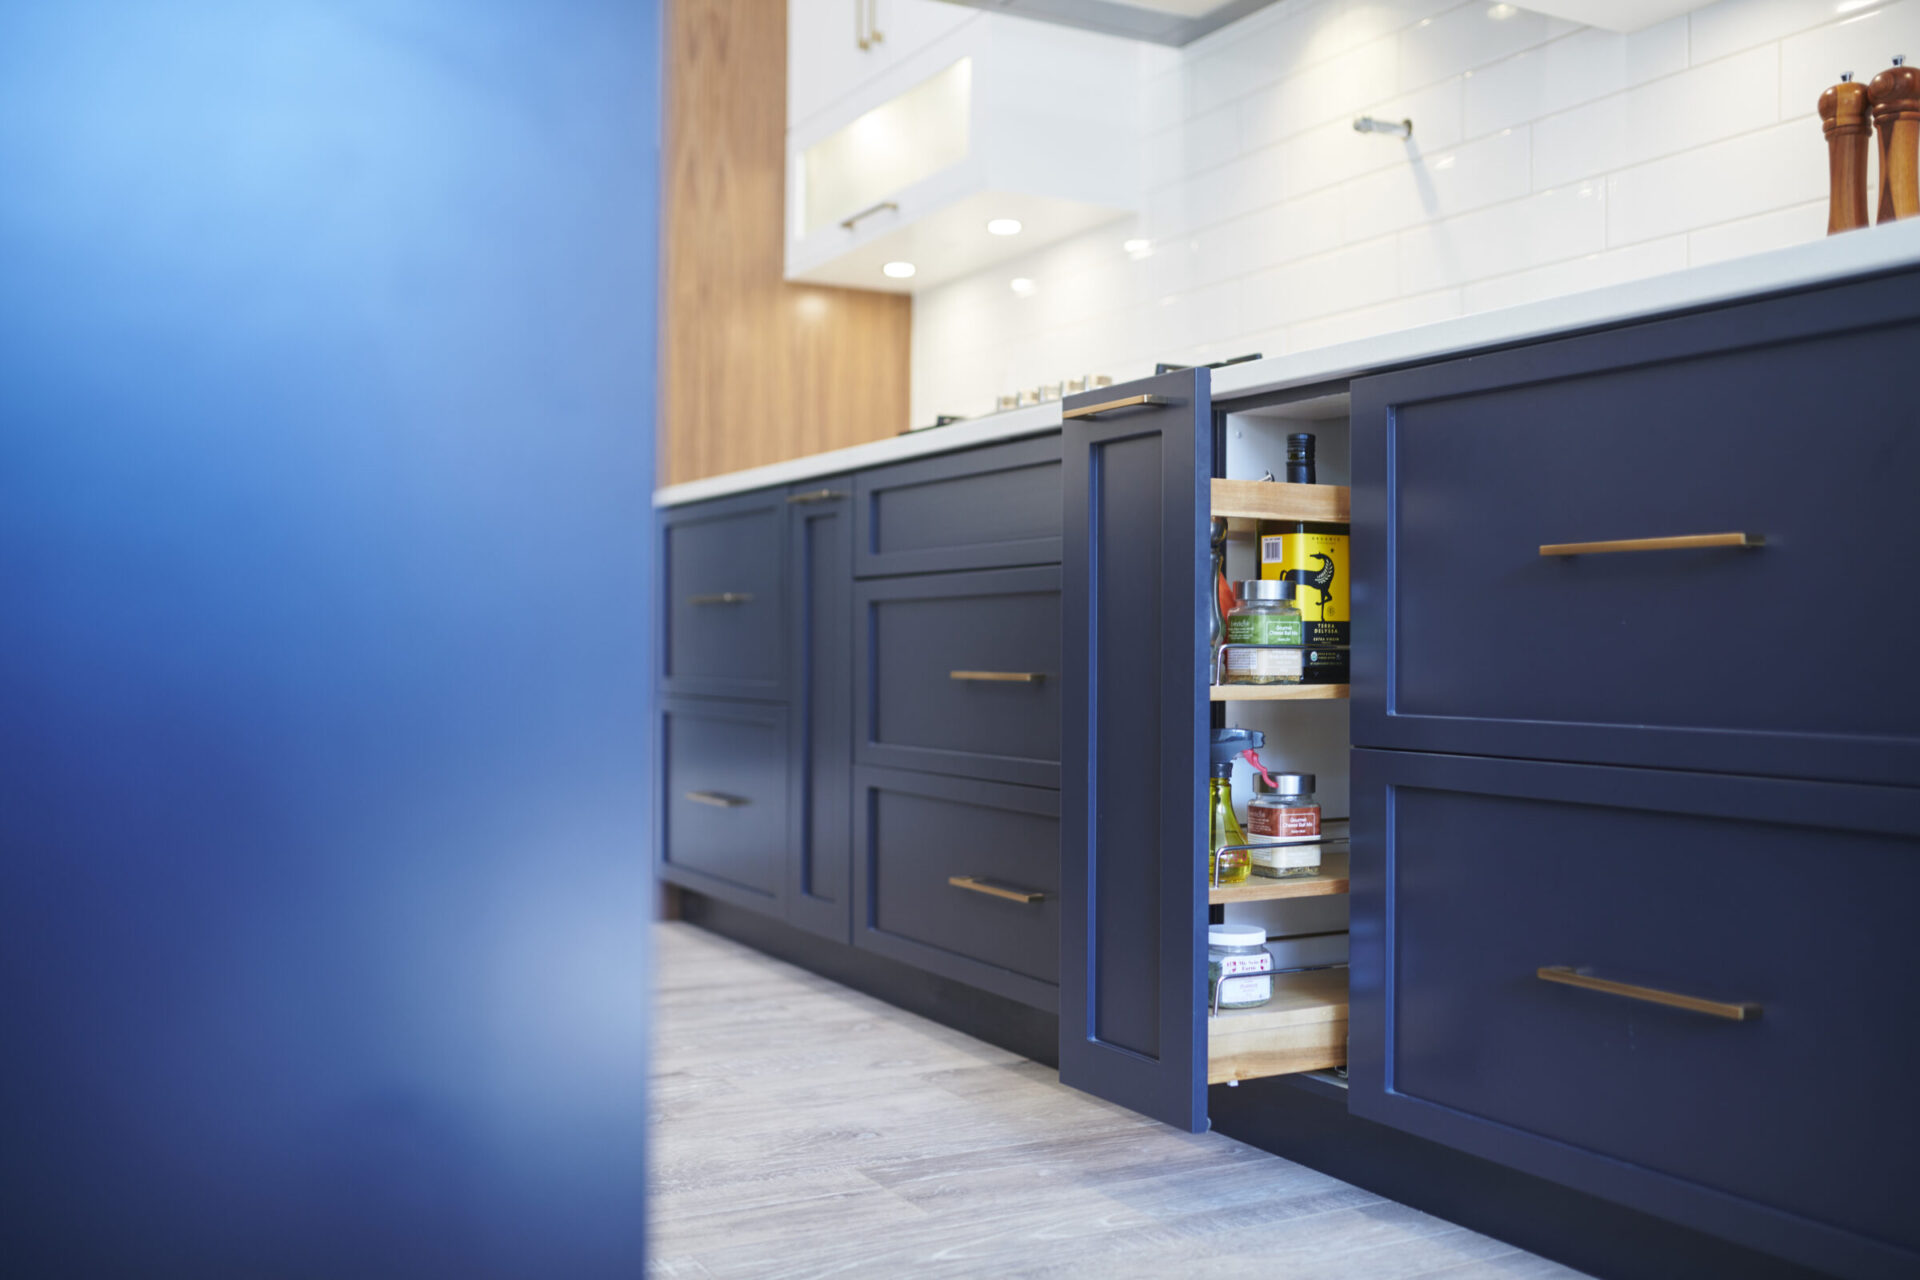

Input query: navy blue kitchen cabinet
[854,435,1062,576]
[854,566,1063,788]
[1058,369,1213,1134]
[786,479,856,942]
[850,765,1062,1010]
[1349,268,1920,788]
[658,487,790,700]
[1349,748,1920,1279]
[657,697,791,909]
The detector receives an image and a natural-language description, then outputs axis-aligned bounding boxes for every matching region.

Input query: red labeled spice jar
[1248,771,1320,844]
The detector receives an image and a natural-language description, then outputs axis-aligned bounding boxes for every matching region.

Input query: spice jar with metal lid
[1248,772,1322,878]
[1222,580,1303,685]
[1207,925,1274,1011]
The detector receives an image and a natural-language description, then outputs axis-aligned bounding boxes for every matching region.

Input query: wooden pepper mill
[1869,55,1920,223]
[1821,72,1873,234]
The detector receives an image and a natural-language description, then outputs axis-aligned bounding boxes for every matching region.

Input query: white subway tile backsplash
[1398,3,1579,92]
[1399,181,1608,293]
[1242,34,1403,150]
[1461,234,1689,310]
[1778,2,1920,122]
[1284,285,1465,349]
[1687,198,1826,263]
[1530,45,1779,191]
[1464,19,1688,138]
[910,0,1869,424]
[1334,125,1531,244]
[1605,118,1816,244]
[1690,0,1869,66]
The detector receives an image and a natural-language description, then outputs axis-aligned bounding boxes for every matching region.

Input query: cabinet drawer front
[661,493,786,698]
[657,698,789,908]
[1351,270,1920,786]
[853,767,1059,1011]
[1349,748,1920,1276]
[856,567,1061,787]
[855,435,1061,576]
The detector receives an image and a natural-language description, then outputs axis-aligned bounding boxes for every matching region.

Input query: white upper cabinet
[786,3,1144,294]
[789,0,978,138]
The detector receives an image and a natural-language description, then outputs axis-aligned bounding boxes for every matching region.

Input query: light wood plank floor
[650,922,1589,1280]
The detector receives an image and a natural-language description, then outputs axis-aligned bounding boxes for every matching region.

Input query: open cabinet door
[1058,368,1212,1133]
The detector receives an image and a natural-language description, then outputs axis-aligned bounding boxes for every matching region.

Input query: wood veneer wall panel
[662,0,911,486]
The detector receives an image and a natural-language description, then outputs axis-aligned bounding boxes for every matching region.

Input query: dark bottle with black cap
[1257,432,1350,647]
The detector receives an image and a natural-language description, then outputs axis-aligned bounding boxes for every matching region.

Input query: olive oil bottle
[1258,432,1349,647]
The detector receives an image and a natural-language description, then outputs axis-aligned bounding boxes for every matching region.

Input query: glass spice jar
[1207,925,1274,1011]
[1247,772,1322,879]
[1222,581,1304,685]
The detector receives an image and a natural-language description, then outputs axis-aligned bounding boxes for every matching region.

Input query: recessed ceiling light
[987,218,1023,236]
[1123,238,1153,259]
[882,261,916,279]
[1009,277,1038,297]
[1487,3,1516,17]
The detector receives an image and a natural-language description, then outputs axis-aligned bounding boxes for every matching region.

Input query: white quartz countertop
[657,220,1920,507]
[652,402,1063,507]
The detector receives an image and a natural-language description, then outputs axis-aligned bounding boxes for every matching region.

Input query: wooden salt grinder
[1870,56,1920,223]
[1820,73,1872,234]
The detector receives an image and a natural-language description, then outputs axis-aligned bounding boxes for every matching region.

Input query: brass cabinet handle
[1537,966,1761,1021]
[854,0,869,49]
[1539,532,1764,557]
[786,488,847,505]
[1063,393,1172,420]
[949,670,1045,684]
[688,592,753,606]
[867,0,882,44]
[948,875,1045,904]
[684,790,750,809]
[840,200,898,231]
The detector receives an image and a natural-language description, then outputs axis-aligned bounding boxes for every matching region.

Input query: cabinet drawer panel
[855,435,1061,576]
[853,767,1059,1011]
[657,698,789,909]
[1351,270,1920,785]
[856,567,1061,787]
[660,493,786,698]
[1350,748,1920,1275]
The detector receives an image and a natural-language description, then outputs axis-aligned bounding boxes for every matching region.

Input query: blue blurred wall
[0,2,658,1273]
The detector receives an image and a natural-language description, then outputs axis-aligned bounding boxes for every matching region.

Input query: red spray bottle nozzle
[1240,749,1278,790]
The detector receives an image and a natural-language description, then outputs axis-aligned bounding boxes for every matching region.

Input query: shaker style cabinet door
[853,566,1063,788]
[1348,747,1920,1280]
[1057,368,1212,1134]
[657,489,789,701]
[1349,267,1920,787]
[784,478,855,942]
[656,697,791,912]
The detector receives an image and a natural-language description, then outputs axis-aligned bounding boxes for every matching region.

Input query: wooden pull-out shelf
[1210,849,1349,904]
[1208,967,1348,1085]
[1211,683,1348,701]
[1212,478,1350,533]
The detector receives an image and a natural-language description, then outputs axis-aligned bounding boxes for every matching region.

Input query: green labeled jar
[1223,580,1304,685]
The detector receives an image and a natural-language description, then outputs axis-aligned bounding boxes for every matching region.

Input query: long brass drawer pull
[949,670,1045,684]
[684,790,750,809]
[839,199,898,231]
[1537,966,1760,1021]
[1539,532,1764,557]
[1063,393,1172,420]
[786,488,846,505]
[948,875,1045,904]
[688,592,753,606]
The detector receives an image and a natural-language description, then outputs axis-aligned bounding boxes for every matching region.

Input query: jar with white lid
[1207,925,1274,1011]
